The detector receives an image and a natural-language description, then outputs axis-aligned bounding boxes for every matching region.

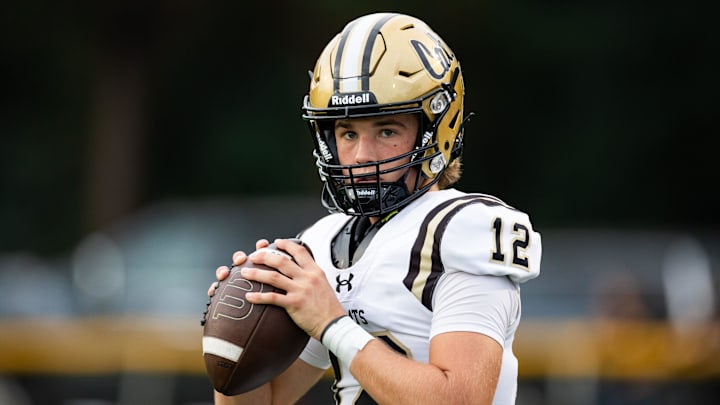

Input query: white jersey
[298,189,542,404]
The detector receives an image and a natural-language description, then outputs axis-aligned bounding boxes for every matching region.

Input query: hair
[438,158,462,189]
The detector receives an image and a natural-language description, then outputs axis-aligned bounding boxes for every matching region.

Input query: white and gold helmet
[302,12,467,216]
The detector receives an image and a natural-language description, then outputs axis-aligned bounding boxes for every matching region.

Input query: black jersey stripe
[407,197,482,310]
[404,194,513,311]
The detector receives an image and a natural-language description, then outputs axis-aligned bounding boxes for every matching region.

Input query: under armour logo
[336,273,354,292]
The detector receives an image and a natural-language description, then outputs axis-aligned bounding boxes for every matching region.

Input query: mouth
[352,175,380,184]
[346,171,377,182]
[344,179,380,189]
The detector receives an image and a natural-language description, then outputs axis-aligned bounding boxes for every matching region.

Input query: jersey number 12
[491,217,529,269]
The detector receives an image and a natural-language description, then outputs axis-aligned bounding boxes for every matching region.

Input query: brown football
[201,240,310,395]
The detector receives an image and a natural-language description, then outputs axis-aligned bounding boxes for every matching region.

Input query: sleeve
[440,202,542,284]
[430,272,520,347]
[298,337,332,370]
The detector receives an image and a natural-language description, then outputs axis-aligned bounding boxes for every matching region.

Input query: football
[201,240,310,395]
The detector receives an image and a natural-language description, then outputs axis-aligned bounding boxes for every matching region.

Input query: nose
[353,134,377,164]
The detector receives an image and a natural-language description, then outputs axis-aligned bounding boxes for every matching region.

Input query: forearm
[348,340,457,405]
[348,333,500,405]
[213,357,326,405]
[214,384,271,405]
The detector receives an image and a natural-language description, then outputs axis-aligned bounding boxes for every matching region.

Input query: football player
[210,12,541,405]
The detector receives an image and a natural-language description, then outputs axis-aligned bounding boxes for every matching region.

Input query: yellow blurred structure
[2,316,718,380]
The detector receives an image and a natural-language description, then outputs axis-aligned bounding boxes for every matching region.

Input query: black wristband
[320,315,348,344]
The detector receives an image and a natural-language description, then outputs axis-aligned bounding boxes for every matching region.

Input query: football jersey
[298,188,542,404]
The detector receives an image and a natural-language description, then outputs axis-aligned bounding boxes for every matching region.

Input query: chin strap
[378,175,411,211]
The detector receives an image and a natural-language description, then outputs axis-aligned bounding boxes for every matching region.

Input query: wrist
[320,315,374,366]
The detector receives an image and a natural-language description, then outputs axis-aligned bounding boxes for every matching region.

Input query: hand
[240,238,346,341]
[207,239,271,297]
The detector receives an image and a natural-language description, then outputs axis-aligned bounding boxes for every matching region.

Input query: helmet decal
[315,133,333,162]
[328,92,376,107]
[410,33,452,80]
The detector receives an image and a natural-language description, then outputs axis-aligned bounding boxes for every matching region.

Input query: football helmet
[302,13,467,217]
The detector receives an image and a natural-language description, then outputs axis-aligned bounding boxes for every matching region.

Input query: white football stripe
[340,13,384,92]
[202,336,244,362]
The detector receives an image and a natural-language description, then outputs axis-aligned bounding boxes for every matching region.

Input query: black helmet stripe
[360,14,396,90]
[332,21,354,93]
[333,13,397,93]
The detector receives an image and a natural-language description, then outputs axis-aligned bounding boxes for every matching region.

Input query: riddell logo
[330,93,372,106]
[316,135,333,162]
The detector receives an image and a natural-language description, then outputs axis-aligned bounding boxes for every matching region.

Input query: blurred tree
[0,0,716,255]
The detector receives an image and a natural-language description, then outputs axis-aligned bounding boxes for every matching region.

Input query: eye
[379,128,395,137]
[337,130,357,141]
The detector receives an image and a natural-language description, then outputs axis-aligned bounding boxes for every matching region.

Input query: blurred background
[1,0,717,404]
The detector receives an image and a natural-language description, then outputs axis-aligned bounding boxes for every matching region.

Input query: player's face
[333,113,419,185]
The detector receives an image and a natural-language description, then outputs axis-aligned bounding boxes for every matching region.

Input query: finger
[245,290,288,307]
[240,265,293,291]
[207,281,219,297]
[249,248,296,278]
[232,251,247,266]
[216,265,230,281]
[255,239,270,250]
[275,238,311,266]
[244,278,306,309]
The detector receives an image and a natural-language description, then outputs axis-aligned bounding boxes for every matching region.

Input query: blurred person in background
[589,270,663,405]
[207,12,542,405]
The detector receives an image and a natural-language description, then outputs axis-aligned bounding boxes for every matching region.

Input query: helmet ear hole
[444,140,450,150]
